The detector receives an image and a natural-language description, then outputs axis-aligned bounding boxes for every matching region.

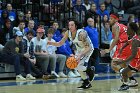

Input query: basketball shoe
[77,79,92,89]
[128,79,138,87]
[118,84,129,91]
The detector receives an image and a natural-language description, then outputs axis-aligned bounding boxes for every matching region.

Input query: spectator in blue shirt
[52,21,62,41]
[96,3,109,20]
[56,28,73,56]
[100,21,112,49]
[24,20,36,36]
[6,3,16,22]
[84,17,99,67]
[56,28,80,77]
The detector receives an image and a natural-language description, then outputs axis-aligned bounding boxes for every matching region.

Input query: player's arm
[79,31,93,57]
[108,24,120,52]
[123,39,138,63]
[48,31,68,47]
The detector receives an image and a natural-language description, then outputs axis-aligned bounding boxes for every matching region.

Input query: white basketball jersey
[68,29,94,54]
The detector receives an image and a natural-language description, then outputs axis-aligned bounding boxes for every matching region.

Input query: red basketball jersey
[112,22,129,59]
[129,35,140,70]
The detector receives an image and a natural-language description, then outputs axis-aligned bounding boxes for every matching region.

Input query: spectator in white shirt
[42,28,67,78]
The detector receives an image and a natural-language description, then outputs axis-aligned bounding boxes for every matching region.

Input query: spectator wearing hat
[14,11,25,27]
[0,31,36,81]
[31,28,51,76]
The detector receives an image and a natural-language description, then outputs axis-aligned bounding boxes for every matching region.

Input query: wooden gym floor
[0,73,140,93]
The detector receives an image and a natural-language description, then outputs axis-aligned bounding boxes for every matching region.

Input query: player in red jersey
[101,14,130,71]
[113,22,140,91]
[101,14,137,86]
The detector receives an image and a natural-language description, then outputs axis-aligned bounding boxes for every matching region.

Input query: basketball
[66,56,78,69]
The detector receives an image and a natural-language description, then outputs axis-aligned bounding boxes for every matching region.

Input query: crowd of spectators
[0,0,140,80]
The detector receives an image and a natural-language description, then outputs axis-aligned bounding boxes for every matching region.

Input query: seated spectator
[100,21,112,49]
[24,20,36,36]
[13,20,25,36]
[14,11,25,27]
[103,14,109,23]
[52,21,62,41]
[56,28,80,77]
[6,3,16,22]
[72,0,87,22]
[89,0,99,9]
[24,10,38,31]
[83,0,90,10]
[0,31,36,81]
[123,0,140,14]
[23,30,55,79]
[127,15,139,27]
[96,3,109,20]
[0,19,13,45]
[31,28,50,76]
[0,10,9,29]
[56,28,73,57]
[25,10,32,27]
[104,0,115,14]
[85,3,98,26]
[42,28,67,78]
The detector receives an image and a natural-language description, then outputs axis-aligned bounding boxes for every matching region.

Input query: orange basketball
[66,57,78,69]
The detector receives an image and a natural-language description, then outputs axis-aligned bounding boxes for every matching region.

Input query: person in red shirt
[101,14,137,86]
[113,22,140,91]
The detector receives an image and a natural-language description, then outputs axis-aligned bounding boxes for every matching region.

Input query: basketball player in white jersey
[48,19,95,89]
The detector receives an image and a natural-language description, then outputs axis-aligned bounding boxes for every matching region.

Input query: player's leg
[120,61,138,87]
[76,61,92,89]
[127,59,139,87]
[85,52,95,82]
[118,66,131,91]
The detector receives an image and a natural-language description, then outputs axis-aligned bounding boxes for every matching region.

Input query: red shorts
[113,43,131,60]
[129,58,140,71]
